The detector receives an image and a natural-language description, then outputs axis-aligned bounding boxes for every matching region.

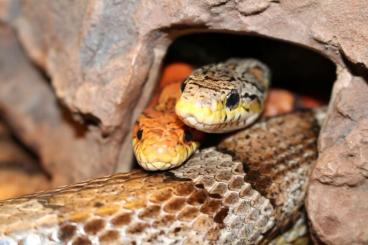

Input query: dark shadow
[60,103,101,139]
[340,49,368,81]
[164,32,336,101]
[0,113,52,179]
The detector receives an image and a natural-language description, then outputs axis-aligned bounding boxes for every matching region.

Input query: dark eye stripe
[243,78,266,93]
[242,93,259,101]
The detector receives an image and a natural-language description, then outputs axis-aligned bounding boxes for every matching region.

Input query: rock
[0,119,50,200]
[306,75,368,245]
[0,26,130,186]
[237,0,270,16]
[0,2,367,242]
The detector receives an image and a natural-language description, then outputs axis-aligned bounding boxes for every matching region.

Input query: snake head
[175,59,270,133]
[132,110,203,171]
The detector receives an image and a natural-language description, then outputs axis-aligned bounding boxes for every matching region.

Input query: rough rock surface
[0,119,50,200]
[306,74,368,245]
[0,1,367,243]
[0,26,128,186]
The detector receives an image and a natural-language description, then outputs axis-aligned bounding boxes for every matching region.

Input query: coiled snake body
[0,59,322,244]
[0,111,320,244]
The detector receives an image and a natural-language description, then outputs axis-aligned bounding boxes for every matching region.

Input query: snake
[0,59,322,244]
[133,58,270,170]
[0,109,322,244]
[132,80,204,171]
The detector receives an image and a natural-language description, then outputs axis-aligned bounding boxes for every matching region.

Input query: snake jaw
[133,136,199,171]
[176,97,263,133]
[175,98,222,130]
[133,97,203,171]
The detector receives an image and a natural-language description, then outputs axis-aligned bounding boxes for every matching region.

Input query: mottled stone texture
[0,1,367,243]
[0,26,126,186]
[306,74,368,244]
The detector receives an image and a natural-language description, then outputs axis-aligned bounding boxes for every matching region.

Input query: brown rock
[237,0,270,16]
[0,165,50,200]
[0,26,130,186]
[0,120,50,200]
[306,76,368,245]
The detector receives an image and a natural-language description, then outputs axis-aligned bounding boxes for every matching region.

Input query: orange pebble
[264,89,295,117]
[160,63,193,87]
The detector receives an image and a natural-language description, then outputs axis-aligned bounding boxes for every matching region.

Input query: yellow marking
[96,204,120,216]
[248,100,263,113]
[176,98,262,126]
[123,199,146,209]
[68,211,90,222]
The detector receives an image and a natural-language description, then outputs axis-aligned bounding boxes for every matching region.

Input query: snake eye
[136,129,143,140]
[180,81,187,92]
[225,90,240,109]
[183,128,193,142]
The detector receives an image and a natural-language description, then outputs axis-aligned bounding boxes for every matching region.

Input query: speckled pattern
[176,58,271,133]
[0,110,321,244]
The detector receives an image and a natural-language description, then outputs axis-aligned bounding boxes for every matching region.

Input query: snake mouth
[180,114,260,133]
[175,98,262,133]
[139,161,179,171]
[133,140,199,171]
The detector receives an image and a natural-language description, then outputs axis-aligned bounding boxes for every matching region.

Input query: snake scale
[0,109,321,244]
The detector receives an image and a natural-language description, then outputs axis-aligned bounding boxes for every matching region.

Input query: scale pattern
[0,110,320,244]
[218,110,320,240]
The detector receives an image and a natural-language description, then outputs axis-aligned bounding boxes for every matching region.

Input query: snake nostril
[136,129,143,140]
[225,90,240,109]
